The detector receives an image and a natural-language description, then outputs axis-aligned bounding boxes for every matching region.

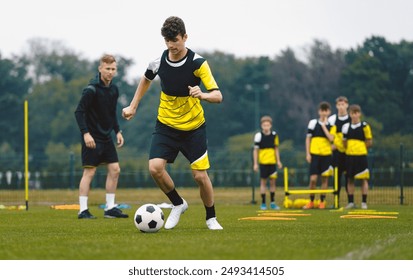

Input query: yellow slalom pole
[24,100,29,211]
[334,167,338,209]
[284,167,289,205]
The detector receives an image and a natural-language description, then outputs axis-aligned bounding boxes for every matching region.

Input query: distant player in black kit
[304,101,335,209]
[253,116,283,210]
[328,96,350,205]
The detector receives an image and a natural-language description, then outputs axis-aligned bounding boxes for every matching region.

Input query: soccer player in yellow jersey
[328,96,351,205]
[304,102,335,209]
[122,16,223,230]
[342,104,373,209]
[253,116,283,210]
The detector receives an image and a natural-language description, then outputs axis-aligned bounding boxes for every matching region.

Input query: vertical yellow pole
[284,167,289,205]
[334,167,338,209]
[24,100,29,211]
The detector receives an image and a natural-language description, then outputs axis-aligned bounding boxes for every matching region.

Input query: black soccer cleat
[78,209,97,219]
[104,207,129,218]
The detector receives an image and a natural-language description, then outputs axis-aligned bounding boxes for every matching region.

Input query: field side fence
[0,145,412,205]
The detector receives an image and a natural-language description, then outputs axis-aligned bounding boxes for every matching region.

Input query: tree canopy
[1,36,412,172]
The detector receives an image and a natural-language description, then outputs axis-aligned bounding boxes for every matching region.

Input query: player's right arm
[305,136,311,163]
[253,147,259,172]
[306,120,315,163]
[253,132,261,172]
[122,77,152,120]
[75,87,96,149]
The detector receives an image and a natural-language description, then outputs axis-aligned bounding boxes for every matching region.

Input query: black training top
[74,73,120,142]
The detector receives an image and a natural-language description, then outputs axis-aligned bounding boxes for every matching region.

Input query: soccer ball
[134,204,164,233]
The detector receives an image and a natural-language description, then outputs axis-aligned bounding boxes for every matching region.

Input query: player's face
[98,62,117,85]
[319,109,331,120]
[164,34,187,59]
[336,101,348,115]
[350,111,361,123]
[261,121,272,133]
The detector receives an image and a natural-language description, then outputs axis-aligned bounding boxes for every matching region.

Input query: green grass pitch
[0,188,412,260]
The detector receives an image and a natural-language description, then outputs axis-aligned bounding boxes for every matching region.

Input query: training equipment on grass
[24,100,29,211]
[239,216,296,221]
[258,212,311,217]
[0,204,26,210]
[348,211,399,215]
[340,209,398,219]
[134,204,164,233]
[340,215,398,219]
[283,167,339,209]
[50,204,80,210]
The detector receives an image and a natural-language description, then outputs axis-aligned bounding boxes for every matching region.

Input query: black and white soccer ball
[134,204,164,233]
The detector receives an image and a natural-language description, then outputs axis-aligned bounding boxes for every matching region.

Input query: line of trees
[1,36,413,173]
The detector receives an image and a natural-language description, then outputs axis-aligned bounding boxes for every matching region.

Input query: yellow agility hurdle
[284,167,339,209]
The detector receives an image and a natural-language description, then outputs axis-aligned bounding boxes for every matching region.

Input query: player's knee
[148,161,164,178]
[192,170,208,183]
[111,166,121,177]
[83,167,96,178]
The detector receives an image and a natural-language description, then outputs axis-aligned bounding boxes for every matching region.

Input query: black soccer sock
[166,188,183,206]
[205,204,216,220]
[310,195,315,202]
[270,192,275,202]
[261,194,266,204]
[362,194,367,203]
[348,194,354,203]
[320,195,326,202]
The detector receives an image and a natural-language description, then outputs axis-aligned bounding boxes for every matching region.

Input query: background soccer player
[304,101,335,209]
[253,116,283,210]
[342,104,373,209]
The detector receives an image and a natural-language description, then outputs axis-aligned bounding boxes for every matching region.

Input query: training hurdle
[283,167,339,209]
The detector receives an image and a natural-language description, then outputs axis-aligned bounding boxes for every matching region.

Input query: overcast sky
[2,0,412,79]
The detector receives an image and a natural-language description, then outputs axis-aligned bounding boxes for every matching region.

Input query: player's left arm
[364,123,373,148]
[274,134,282,168]
[190,61,222,103]
[116,131,124,148]
[342,123,349,150]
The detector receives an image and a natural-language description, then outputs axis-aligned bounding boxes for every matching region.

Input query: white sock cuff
[106,193,116,210]
[79,196,88,213]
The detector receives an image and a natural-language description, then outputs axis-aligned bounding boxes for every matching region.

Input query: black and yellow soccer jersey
[342,121,372,156]
[307,119,333,156]
[144,48,219,131]
[254,131,279,165]
[328,114,350,153]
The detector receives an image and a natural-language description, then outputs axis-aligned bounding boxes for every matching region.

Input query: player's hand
[122,106,136,120]
[84,133,96,149]
[253,163,258,172]
[278,161,283,169]
[116,131,124,148]
[306,154,311,163]
[188,85,204,99]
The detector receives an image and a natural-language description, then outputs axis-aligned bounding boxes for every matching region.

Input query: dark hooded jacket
[74,73,120,142]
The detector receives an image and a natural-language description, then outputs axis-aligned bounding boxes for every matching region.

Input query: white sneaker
[345,202,355,209]
[206,217,223,230]
[164,199,188,229]
[361,202,368,209]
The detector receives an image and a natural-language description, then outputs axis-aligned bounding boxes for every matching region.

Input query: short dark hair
[335,96,348,104]
[260,115,272,124]
[319,101,331,111]
[161,16,186,40]
[349,104,361,113]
